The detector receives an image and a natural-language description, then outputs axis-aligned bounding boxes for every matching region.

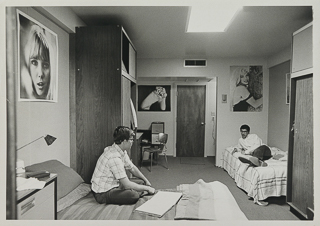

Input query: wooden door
[176,85,206,157]
[288,74,313,219]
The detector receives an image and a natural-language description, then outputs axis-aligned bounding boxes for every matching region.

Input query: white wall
[267,47,291,68]
[16,7,70,167]
[268,61,290,151]
[138,58,269,166]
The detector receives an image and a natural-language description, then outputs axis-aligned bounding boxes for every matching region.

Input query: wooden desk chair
[141,133,169,172]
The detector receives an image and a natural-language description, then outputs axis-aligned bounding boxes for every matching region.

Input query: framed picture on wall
[17,10,58,102]
[230,66,263,112]
[138,85,171,111]
[286,73,290,104]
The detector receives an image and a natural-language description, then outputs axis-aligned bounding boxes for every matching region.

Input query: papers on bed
[16,176,46,191]
[135,191,182,217]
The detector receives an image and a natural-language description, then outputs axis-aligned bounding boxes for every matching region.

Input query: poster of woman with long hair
[230,66,263,112]
[18,10,58,102]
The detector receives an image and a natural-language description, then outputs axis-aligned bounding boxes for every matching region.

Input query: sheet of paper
[135,191,183,217]
[16,177,46,191]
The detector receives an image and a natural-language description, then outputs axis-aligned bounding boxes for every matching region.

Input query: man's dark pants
[92,178,145,205]
[252,145,272,160]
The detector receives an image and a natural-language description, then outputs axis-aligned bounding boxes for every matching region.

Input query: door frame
[173,80,217,157]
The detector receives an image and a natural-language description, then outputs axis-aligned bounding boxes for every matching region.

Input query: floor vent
[184,59,207,67]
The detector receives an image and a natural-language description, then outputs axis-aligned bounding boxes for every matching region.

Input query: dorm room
[4,2,316,222]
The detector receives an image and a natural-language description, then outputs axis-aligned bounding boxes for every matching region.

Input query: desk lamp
[16,134,56,175]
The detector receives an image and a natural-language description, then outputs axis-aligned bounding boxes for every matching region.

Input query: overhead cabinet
[70,25,137,183]
[291,23,312,74]
[122,30,137,81]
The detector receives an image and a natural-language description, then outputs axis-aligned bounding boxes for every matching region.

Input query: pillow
[25,159,84,200]
[57,183,91,212]
[272,153,285,160]
[270,147,288,161]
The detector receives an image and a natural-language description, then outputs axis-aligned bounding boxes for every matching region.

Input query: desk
[140,142,164,169]
[131,132,144,166]
[140,142,152,161]
[17,173,57,220]
[136,130,161,167]
[136,132,143,140]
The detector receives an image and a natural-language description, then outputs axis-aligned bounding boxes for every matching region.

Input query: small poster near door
[138,85,171,111]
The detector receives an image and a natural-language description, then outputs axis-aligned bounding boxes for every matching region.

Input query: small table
[16,173,57,220]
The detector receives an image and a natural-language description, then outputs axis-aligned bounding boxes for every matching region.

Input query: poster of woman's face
[230,66,263,112]
[18,10,58,102]
[138,85,171,111]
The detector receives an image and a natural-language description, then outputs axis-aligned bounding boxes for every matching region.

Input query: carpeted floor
[180,157,205,165]
[140,156,300,221]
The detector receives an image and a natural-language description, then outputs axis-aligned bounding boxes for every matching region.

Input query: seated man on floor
[232,124,272,167]
[91,126,155,205]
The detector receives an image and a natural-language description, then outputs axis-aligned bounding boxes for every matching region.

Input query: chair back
[158,133,168,144]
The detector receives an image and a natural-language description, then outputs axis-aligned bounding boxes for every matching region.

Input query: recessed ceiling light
[186,5,242,33]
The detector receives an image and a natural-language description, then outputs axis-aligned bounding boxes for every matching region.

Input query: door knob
[201,122,205,125]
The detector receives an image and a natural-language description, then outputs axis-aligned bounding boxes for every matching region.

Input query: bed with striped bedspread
[222,146,287,203]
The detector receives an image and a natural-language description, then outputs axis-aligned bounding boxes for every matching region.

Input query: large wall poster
[230,66,263,112]
[17,10,58,102]
[138,85,171,112]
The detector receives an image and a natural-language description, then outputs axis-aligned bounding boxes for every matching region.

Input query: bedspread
[222,147,287,203]
[58,180,248,220]
[58,191,175,220]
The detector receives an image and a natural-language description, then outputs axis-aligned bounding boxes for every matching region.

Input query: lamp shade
[44,134,57,146]
[17,134,57,151]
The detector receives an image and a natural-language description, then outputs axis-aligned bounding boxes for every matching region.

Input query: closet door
[287,74,313,219]
[75,26,122,182]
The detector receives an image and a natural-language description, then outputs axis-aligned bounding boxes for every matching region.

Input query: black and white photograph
[3,2,317,224]
[18,10,58,102]
[138,85,171,111]
[230,66,263,112]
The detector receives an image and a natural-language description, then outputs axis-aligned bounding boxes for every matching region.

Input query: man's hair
[113,126,134,144]
[240,124,250,132]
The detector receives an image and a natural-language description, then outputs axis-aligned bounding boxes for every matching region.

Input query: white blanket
[222,147,287,202]
[175,179,248,220]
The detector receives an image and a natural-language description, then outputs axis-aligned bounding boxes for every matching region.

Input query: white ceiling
[69,6,312,59]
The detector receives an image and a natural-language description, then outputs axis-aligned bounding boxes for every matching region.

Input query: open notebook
[135,191,183,217]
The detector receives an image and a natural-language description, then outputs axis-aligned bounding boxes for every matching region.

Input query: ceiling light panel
[186,5,242,32]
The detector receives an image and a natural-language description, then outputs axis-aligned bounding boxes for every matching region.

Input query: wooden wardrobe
[287,22,313,220]
[70,25,137,183]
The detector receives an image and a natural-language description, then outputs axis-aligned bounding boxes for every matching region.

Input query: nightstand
[17,173,57,220]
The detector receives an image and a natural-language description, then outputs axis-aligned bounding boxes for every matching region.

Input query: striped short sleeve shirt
[91,143,134,193]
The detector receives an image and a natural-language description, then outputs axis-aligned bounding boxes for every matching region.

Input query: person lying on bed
[232,124,272,167]
[91,126,155,205]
